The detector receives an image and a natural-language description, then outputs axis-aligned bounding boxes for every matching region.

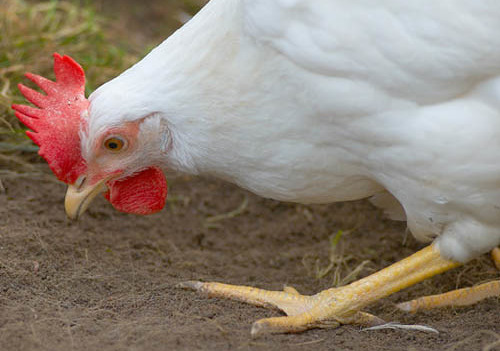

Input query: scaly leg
[397,247,500,313]
[493,247,500,270]
[179,244,459,336]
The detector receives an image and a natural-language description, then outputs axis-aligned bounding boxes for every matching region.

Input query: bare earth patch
[0,169,498,351]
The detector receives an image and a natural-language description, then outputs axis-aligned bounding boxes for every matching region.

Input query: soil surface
[0,171,499,351]
[2,1,499,350]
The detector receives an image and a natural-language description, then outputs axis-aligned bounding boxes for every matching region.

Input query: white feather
[87,0,500,262]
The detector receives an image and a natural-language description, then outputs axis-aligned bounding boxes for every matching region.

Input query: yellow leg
[396,281,500,312]
[179,244,459,336]
[397,247,500,313]
[492,247,500,270]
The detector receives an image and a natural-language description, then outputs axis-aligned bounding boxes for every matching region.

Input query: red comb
[12,53,88,184]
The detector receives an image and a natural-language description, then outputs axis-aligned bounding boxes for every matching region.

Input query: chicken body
[89,0,500,263]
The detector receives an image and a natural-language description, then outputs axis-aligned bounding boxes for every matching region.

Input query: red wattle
[104,167,167,215]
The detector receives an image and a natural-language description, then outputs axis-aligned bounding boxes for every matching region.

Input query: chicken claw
[178,281,384,335]
[396,280,500,313]
[179,244,460,336]
[396,247,500,313]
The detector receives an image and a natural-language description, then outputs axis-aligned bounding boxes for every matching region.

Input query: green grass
[303,230,372,287]
[0,0,137,154]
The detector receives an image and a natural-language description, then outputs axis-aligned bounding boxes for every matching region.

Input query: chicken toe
[396,248,500,313]
[179,244,460,335]
[396,280,500,313]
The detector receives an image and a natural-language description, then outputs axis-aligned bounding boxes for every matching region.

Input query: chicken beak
[65,177,108,220]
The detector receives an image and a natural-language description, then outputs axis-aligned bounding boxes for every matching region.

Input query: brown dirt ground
[0,168,499,351]
[2,1,500,350]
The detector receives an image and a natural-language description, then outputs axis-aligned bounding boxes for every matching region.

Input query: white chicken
[12,0,500,335]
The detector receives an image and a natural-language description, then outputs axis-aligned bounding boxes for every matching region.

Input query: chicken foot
[179,244,460,336]
[396,247,500,313]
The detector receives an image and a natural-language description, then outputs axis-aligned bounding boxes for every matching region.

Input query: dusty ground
[1,1,500,350]
[0,169,499,351]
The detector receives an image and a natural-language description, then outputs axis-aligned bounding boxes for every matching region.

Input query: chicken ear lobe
[104,167,167,215]
[12,53,88,184]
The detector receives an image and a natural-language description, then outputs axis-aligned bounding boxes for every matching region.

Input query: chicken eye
[103,136,127,152]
